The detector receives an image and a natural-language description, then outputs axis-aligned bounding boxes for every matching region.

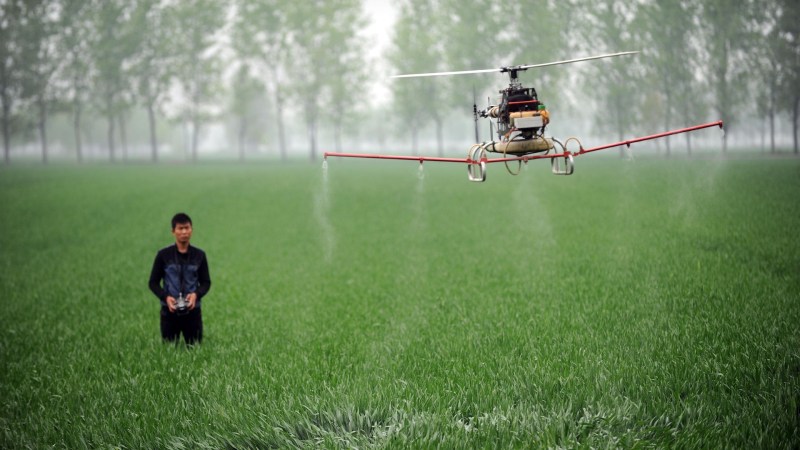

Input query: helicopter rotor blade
[392,51,640,79]
[392,68,498,78]
[515,51,640,71]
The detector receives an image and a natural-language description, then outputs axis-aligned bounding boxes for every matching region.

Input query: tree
[775,0,800,153]
[0,0,26,163]
[88,0,138,162]
[234,0,290,161]
[57,0,94,163]
[326,29,368,154]
[506,0,573,120]
[230,64,269,161]
[15,0,60,164]
[170,0,225,162]
[637,0,702,156]
[389,0,444,155]
[128,0,174,162]
[575,0,645,155]
[282,0,366,160]
[699,0,757,153]
[436,0,507,151]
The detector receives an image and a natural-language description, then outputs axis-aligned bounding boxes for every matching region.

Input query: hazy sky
[363,0,397,60]
[362,0,398,103]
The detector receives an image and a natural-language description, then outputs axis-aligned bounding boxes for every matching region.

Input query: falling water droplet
[625,147,634,161]
[317,159,334,262]
[416,163,425,204]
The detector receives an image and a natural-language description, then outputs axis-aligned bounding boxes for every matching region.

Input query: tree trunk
[718,41,729,155]
[147,101,158,163]
[191,117,199,163]
[2,112,9,164]
[107,113,116,163]
[38,97,48,164]
[793,95,799,155]
[664,90,671,157]
[309,119,317,161]
[307,101,318,161]
[411,119,419,156]
[334,120,342,153]
[769,77,777,154]
[238,116,247,162]
[189,81,200,162]
[183,121,191,160]
[1,65,11,164]
[769,107,775,154]
[275,85,287,161]
[434,115,443,157]
[307,113,317,161]
[74,101,83,163]
[118,113,128,162]
[2,92,10,164]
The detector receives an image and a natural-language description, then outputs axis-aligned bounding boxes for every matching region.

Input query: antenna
[472,85,479,143]
[488,96,493,140]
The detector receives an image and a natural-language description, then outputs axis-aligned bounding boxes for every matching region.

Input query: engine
[486,87,549,141]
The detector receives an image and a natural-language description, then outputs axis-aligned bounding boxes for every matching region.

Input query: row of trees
[0,0,368,164]
[2,0,226,163]
[1,0,798,164]
[391,0,800,156]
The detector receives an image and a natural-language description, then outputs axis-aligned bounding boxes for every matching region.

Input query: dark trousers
[161,306,203,345]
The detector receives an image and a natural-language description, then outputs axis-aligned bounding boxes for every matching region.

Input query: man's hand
[186,293,198,310]
[166,296,177,313]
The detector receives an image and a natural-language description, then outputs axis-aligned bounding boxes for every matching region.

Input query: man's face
[172,222,193,245]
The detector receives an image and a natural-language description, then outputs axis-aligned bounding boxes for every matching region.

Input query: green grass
[1,156,798,448]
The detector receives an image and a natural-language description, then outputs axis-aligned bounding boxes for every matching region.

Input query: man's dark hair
[171,212,193,230]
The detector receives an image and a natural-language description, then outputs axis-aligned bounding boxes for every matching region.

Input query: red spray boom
[323,121,724,182]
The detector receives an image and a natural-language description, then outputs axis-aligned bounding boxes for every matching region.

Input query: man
[148,213,211,345]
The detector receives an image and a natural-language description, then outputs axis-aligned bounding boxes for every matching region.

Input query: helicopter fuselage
[479,82,554,155]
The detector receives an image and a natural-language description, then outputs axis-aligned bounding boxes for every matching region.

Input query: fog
[1,0,798,164]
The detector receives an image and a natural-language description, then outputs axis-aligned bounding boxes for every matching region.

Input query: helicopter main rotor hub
[500,66,527,87]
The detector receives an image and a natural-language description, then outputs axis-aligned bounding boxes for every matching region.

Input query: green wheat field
[1,155,798,448]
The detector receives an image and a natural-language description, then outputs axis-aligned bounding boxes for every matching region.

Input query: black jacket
[148,244,211,308]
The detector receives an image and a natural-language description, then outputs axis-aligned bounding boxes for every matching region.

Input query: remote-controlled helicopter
[324,51,723,182]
